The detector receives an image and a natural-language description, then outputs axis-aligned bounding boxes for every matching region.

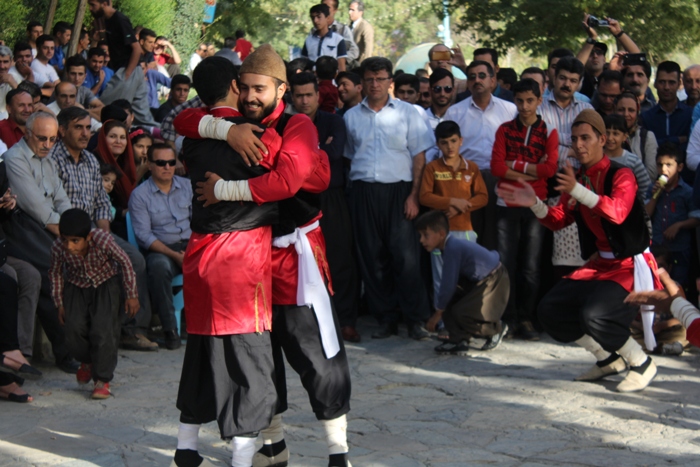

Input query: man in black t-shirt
[87,0,158,127]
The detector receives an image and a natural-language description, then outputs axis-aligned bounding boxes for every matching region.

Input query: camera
[587,15,610,28]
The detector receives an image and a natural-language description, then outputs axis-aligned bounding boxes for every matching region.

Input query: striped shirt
[49,141,113,223]
[302,30,348,62]
[161,96,204,142]
[538,95,593,169]
[49,229,138,309]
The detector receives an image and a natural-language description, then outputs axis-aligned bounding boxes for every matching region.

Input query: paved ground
[2,316,700,467]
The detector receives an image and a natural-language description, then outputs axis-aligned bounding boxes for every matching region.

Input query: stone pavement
[2,316,700,466]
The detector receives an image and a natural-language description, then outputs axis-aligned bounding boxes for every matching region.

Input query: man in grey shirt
[322,0,359,66]
[214,37,243,66]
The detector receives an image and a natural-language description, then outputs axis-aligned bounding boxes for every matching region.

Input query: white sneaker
[574,356,627,381]
[252,446,289,467]
[616,358,657,393]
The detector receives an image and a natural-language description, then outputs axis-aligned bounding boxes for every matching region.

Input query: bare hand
[426,310,443,332]
[607,18,622,36]
[173,251,185,268]
[448,44,467,71]
[125,298,139,317]
[98,69,105,85]
[495,179,538,207]
[555,163,577,194]
[663,223,682,241]
[46,224,60,237]
[609,51,627,71]
[175,158,186,176]
[404,194,419,220]
[58,306,65,325]
[196,171,223,207]
[450,197,472,213]
[227,124,268,166]
[325,136,333,145]
[625,268,681,310]
[582,14,598,39]
[446,206,459,219]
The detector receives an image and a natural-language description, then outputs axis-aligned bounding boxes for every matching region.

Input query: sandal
[434,340,470,356]
[0,383,33,403]
[1,353,42,378]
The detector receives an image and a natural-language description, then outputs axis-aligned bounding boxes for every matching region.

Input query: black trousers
[349,181,429,325]
[63,276,121,382]
[272,304,351,421]
[0,269,19,353]
[177,332,277,439]
[538,279,638,352]
[471,170,498,251]
[319,187,360,328]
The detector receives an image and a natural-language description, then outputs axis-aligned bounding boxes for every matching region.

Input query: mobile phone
[431,50,452,62]
[623,53,647,65]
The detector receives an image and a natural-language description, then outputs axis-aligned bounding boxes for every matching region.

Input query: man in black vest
[498,109,660,393]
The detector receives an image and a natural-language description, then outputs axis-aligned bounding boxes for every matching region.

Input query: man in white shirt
[9,43,34,85]
[188,44,207,75]
[30,35,60,94]
[440,60,517,250]
[0,46,24,120]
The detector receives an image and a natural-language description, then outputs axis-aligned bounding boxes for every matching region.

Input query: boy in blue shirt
[645,142,700,290]
[417,211,509,355]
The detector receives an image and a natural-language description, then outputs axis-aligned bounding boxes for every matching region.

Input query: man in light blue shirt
[128,143,191,349]
[344,57,434,340]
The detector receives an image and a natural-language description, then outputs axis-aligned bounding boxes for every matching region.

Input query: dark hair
[656,142,684,164]
[290,71,319,92]
[316,56,338,80]
[287,57,314,82]
[603,114,627,133]
[100,163,119,178]
[52,21,72,36]
[171,74,191,89]
[36,34,56,50]
[429,67,454,87]
[100,104,128,123]
[325,0,339,9]
[5,89,30,107]
[547,48,574,68]
[336,71,361,86]
[16,81,41,100]
[614,91,640,112]
[130,128,154,145]
[193,57,238,106]
[415,210,450,234]
[598,69,623,87]
[13,41,32,57]
[59,208,92,238]
[435,120,461,140]
[27,21,42,32]
[97,40,109,49]
[473,47,499,67]
[57,106,90,128]
[656,61,682,81]
[235,29,245,39]
[310,4,331,16]
[466,60,494,77]
[521,66,546,82]
[223,37,237,49]
[112,99,133,113]
[65,54,87,72]
[139,28,156,41]
[147,142,175,162]
[497,67,517,88]
[512,78,541,98]
[623,60,652,79]
[87,47,106,59]
[554,56,585,78]
[361,57,392,78]
[394,73,419,93]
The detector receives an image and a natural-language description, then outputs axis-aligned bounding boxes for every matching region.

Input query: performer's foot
[253,440,289,467]
[171,449,215,467]
[329,453,352,466]
[482,322,508,351]
[575,353,627,381]
[408,323,430,341]
[616,357,657,393]
[341,326,361,343]
[434,340,470,356]
[517,320,540,341]
[371,322,398,339]
[91,381,111,399]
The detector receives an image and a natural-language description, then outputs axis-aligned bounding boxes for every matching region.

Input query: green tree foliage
[170,0,205,62]
[115,0,176,35]
[454,0,700,60]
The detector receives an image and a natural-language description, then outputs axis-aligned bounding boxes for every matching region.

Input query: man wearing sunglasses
[426,68,454,130]
[128,143,191,351]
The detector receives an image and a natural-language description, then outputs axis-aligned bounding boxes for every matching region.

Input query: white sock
[231,436,257,467]
[321,415,348,455]
[260,414,285,445]
[617,336,648,367]
[176,423,200,451]
[575,335,611,362]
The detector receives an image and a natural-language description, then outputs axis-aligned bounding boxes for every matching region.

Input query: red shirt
[318,79,338,113]
[0,118,24,149]
[234,39,253,61]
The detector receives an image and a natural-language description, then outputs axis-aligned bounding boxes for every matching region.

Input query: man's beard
[242,99,278,122]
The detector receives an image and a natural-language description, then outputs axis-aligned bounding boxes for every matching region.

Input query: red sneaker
[91,381,111,399]
[76,363,92,384]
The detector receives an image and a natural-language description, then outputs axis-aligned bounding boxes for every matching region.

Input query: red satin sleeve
[590,168,637,225]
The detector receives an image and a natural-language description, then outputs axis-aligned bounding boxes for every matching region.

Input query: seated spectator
[100,164,118,219]
[160,95,204,150]
[76,29,90,60]
[138,28,157,68]
[336,71,362,116]
[645,143,700,290]
[9,42,34,85]
[153,36,182,77]
[316,56,339,113]
[144,66,171,113]
[615,91,658,180]
[30,35,60,95]
[130,129,154,181]
[64,55,105,121]
[49,22,72,72]
[47,82,102,133]
[603,114,651,198]
[154,74,190,123]
[0,46,23,120]
[26,21,43,58]
[0,89,33,149]
[302,4,347,71]
[112,99,136,129]
[188,43,207,75]
[84,47,114,98]
[417,210,509,355]
[128,143,191,350]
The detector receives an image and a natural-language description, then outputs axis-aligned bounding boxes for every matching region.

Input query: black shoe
[518,320,540,341]
[329,453,351,467]
[56,357,80,374]
[371,322,398,339]
[434,340,470,356]
[482,322,508,351]
[408,323,430,341]
[164,330,182,350]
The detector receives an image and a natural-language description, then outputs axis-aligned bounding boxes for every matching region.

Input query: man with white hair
[0,45,23,120]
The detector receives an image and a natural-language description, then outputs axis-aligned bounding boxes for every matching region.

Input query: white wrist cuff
[569,182,599,208]
[670,296,700,330]
[213,179,253,202]
[530,198,548,219]
[198,115,234,141]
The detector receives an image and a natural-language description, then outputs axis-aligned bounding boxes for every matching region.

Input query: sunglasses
[152,159,177,167]
[432,85,453,94]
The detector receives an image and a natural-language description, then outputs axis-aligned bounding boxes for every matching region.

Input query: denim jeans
[146,240,188,332]
[430,231,478,308]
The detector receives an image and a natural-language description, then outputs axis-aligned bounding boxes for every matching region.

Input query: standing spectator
[344,57,434,340]
[316,56,340,113]
[592,70,623,117]
[233,30,253,61]
[49,22,72,72]
[64,55,105,121]
[9,42,34,85]
[88,0,159,127]
[188,44,207,75]
[322,0,359,67]
[0,89,33,149]
[418,77,431,110]
[521,67,547,97]
[26,21,43,58]
[428,44,468,95]
[348,1,374,64]
[0,46,23,120]
[336,71,362,116]
[603,114,651,198]
[579,41,607,99]
[138,28,157,67]
[214,37,242,66]
[128,143,191,350]
[394,73,420,105]
[30,35,60,94]
[682,65,700,109]
[302,4,348,72]
[491,78,559,340]
[155,74,191,123]
[153,36,182,77]
[473,48,514,102]
[426,68,454,130]
[84,47,114,98]
[47,82,102,133]
[441,60,517,251]
[622,57,656,113]
[544,49,591,104]
[615,91,658,180]
[76,30,91,60]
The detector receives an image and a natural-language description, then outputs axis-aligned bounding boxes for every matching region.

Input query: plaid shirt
[49,141,113,222]
[49,229,137,309]
[161,96,204,142]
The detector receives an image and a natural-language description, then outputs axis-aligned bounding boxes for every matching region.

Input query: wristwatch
[585,37,596,45]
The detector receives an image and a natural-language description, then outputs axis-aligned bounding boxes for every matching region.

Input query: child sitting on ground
[604,114,651,198]
[316,55,339,113]
[417,210,509,356]
[49,209,139,399]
